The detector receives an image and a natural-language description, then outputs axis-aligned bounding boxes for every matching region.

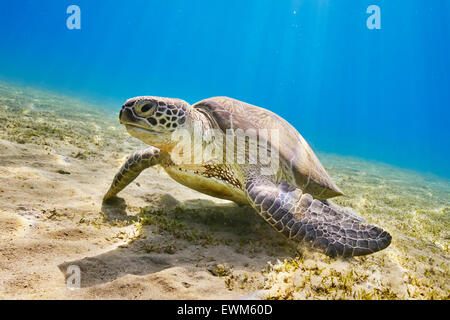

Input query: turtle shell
[193,97,343,200]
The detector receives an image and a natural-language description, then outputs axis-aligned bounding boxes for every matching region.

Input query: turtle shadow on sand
[99,196,135,222]
[58,194,299,288]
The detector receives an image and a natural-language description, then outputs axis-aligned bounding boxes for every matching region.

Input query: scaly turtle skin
[104,96,391,257]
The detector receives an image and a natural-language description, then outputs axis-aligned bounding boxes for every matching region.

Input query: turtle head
[119,96,189,151]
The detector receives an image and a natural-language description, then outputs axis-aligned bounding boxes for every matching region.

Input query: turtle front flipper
[104,147,166,200]
[245,177,391,257]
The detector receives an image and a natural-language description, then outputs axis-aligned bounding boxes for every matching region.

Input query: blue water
[0,1,449,178]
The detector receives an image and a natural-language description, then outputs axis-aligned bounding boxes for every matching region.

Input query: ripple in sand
[0,211,32,240]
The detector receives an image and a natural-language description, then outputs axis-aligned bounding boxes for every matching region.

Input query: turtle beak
[119,105,158,135]
[119,106,142,126]
[119,99,138,122]
[119,106,131,124]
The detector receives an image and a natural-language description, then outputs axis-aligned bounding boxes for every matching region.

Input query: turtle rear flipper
[245,177,391,257]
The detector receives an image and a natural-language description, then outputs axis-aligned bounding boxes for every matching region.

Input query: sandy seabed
[0,82,448,300]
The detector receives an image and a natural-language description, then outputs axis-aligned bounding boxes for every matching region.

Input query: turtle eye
[139,101,157,114]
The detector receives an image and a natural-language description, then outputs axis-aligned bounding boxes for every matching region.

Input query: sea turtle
[104,96,391,257]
